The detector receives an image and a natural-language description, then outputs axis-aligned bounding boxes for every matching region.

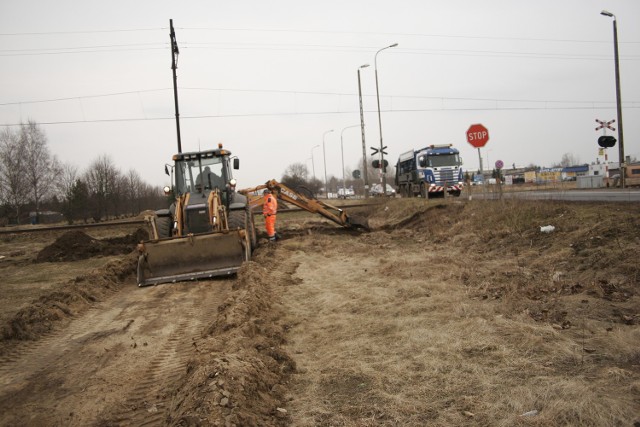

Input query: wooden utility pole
[170,19,182,153]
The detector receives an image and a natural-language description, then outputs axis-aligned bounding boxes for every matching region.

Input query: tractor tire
[156,216,171,238]
[228,209,246,230]
[228,209,253,260]
[248,208,257,250]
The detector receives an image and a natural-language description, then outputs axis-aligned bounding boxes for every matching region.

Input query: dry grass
[273,198,640,426]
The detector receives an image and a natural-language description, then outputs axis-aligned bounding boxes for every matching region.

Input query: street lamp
[601,10,626,188]
[358,64,370,198]
[374,42,398,195]
[341,124,360,197]
[322,129,334,197]
[311,144,320,180]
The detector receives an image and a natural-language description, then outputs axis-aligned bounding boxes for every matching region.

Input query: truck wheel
[420,183,427,198]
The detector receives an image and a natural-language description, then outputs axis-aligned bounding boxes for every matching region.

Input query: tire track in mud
[106,293,223,426]
[0,280,231,426]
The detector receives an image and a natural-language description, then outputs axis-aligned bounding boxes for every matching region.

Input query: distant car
[370,184,396,196]
[337,187,355,199]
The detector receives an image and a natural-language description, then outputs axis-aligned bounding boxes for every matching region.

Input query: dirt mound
[0,254,137,346]
[349,198,640,329]
[35,228,147,263]
[167,247,295,427]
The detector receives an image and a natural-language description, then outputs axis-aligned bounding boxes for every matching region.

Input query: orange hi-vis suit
[262,191,278,240]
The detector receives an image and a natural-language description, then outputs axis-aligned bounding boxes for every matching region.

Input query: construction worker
[262,188,278,241]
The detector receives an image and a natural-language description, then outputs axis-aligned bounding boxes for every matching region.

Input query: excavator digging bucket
[137,231,248,287]
[348,215,371,232]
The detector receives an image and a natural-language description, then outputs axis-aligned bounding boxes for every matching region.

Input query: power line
[2,104,638,127]
[2,86,633,108]
[0,28,165,36]
[181,43,639,61]
[0,89,172,106]
[2,40,636,61]
[0,43,167,53]
[0,47,166,57]
[179,26,640,45]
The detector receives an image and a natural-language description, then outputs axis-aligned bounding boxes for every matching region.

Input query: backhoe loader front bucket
[137,231,248,287]
[347,215,371,232]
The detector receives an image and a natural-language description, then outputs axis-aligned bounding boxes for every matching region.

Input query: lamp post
[311,144,320,181]
[341,124,360,197]
[601,10,626,188]
[375,43,398,195]
[358,64,370,198]
[322,129,334,197]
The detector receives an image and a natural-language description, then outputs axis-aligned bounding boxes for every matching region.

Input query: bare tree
[125,169,144,215]
[559,152,580,167]
[56,162,79,223]
[56,162,78,200]
[84,154,120,221]
[21,121,60,223]
[281,162,310,189]
[0,128,29,223]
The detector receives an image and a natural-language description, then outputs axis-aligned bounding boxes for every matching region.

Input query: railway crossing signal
[595,119,615,132]
[370,146,388,156]
[372,159,388,171]
[598,136,617,148]
[595,119,617,148]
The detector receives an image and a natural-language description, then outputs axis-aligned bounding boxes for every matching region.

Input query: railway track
[0,200,381,235]
[0,219,145,235]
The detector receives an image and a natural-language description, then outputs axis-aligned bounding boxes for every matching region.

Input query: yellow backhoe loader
[239,179,370,231]
[136,144,256,286]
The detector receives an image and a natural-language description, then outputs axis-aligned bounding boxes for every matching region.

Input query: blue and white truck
[395,144,464,198]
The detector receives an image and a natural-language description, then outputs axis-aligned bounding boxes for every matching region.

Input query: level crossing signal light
[352,170,361,179]
[598,135,617,148]
[372,159,388,172]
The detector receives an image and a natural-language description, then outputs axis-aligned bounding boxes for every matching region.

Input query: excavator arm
[239,179,370,231]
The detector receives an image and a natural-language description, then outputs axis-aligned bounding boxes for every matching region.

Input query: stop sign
[466,124,490,148]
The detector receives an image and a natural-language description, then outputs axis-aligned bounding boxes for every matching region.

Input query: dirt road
[1,199,639,426]
[0,276,231,426]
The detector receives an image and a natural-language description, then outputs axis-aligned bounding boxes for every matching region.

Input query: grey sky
[1,0,638,188]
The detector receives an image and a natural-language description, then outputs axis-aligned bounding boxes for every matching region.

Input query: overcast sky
[1,0,639,188]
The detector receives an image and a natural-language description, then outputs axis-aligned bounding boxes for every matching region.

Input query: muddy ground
[0,198,638,426]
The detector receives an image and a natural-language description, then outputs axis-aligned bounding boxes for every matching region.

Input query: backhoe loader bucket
[347,215,370,232]
[137,231,249,287]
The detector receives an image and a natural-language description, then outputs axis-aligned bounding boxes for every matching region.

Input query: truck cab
[395,144,464,198]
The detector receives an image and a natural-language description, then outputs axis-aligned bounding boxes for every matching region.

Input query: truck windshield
[427,154,460,168]
[175,156,225,194]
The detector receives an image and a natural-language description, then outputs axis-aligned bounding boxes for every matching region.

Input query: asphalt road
[468,188,640,202]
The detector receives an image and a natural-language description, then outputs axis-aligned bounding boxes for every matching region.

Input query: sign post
[466,124,490,174]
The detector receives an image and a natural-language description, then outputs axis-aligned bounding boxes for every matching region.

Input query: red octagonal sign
[466,123,490,148]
